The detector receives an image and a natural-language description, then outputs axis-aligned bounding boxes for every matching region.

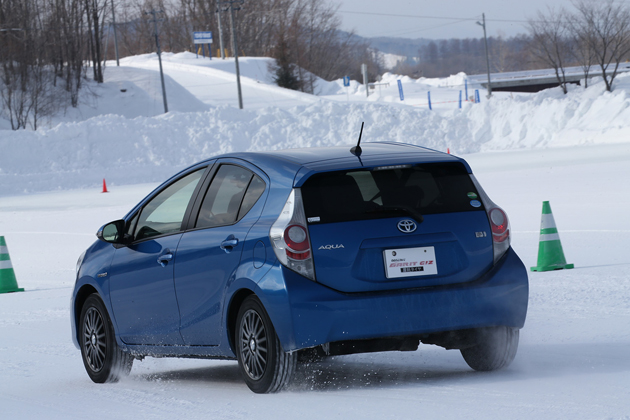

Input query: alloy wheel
[239,309,268,380]
[83,307,107,372]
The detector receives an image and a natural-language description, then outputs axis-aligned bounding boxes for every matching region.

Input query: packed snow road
[1,144,629,419]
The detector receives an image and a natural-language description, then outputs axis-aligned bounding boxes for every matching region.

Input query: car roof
[127,142,472,219]
[213,142,471,174]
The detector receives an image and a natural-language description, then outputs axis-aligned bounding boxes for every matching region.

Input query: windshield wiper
[365,205,424,224]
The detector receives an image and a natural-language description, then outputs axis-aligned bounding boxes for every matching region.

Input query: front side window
[134,169,205,240]
[196,165,265,229]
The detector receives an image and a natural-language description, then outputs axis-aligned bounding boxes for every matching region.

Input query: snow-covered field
[1,52,629,419]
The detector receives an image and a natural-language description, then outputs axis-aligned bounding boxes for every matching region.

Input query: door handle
[220,236,239,253]
[157,251,173,267]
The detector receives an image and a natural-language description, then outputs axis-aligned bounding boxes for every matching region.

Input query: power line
[370,18,473,38]
[338,10,533,24]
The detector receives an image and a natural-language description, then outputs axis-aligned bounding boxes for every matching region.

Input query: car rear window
[301,162,483,224]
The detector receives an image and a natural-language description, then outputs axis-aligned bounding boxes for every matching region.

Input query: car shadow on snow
[133,363,244,386]
[128,349,492,391]
[127,341,630,392]
[289,341,630,392]
[288,353,497,392]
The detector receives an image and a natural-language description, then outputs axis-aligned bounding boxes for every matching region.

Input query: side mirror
[97,220,127,244]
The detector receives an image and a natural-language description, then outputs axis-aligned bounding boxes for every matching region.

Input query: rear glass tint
[301,162,483,224]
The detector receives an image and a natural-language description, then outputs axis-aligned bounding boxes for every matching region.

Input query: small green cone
[0,236,24,294]
[531,201,574,272]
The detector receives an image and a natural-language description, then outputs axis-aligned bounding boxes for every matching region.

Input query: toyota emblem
[397,219,417,233]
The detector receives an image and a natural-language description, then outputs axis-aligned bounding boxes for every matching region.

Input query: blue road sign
[397,80,404,101]
[193,31,213,44]
[343,76,351,87]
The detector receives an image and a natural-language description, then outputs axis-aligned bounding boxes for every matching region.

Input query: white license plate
[383,246,438,279]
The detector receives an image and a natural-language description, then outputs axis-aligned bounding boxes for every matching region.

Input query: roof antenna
[351,122,364,157]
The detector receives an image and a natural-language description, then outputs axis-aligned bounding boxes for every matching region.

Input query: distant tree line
[0,0,380,129]
[391,34,532,78]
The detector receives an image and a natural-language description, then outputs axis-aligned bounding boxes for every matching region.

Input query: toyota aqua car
[72,142,528,393]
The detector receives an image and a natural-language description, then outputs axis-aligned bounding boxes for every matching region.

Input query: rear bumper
[268,247,528,351]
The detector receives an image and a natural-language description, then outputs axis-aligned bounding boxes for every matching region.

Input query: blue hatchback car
[71,142,528,393]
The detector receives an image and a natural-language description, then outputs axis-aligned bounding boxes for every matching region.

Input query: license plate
[383,246,438,279]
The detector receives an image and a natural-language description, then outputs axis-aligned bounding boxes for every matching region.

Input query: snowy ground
[1,52,630,418]
[1,144,629,419]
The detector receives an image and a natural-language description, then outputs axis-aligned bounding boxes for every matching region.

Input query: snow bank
[3,55,630,195]
[0,102,442,194]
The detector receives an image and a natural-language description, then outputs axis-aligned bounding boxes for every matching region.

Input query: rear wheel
[235,296,296,393]
[460,326,519,371]
[79,294,133,383]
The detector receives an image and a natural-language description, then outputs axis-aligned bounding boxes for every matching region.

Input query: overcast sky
[335,0,579,39]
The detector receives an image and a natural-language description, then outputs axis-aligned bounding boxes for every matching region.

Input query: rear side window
[301,163,482,224]
[196,165,265,228]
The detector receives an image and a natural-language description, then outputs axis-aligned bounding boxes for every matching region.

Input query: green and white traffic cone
[531,201,574,272]
[0,236,24,294]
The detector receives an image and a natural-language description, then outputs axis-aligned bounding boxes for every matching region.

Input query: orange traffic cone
[102,179,109,193]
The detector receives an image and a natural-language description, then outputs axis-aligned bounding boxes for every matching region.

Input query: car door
[174,162,268,346]
[108,167,207,345]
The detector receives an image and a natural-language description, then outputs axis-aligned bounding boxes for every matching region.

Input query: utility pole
[221,0,244,109]
[111,0,120,66]
[361,63,369,97]
[216,7,225,59]
[476,13,492,97]
[145,9,168,113]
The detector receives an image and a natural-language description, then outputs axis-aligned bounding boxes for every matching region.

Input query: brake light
[285,225,309,251]
[489,208,509,243]
[270,189,316,280]
[470,175,511,264]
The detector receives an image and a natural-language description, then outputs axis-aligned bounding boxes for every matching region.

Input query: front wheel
[235,296,296,393]
[79,294,133,383]
[460,326,519,371]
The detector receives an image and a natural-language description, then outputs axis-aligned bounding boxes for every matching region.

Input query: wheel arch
[72,284,99,345]
[226,288,256,354]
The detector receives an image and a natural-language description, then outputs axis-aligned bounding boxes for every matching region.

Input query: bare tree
[573,0,630,91]
[44,0,87,106]
[527,8,573,94]
[84,0,109,83]
[490,32,510,73]
[1,0,59,129]
[566,11,596,88]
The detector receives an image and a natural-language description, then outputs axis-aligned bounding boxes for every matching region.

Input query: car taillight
[489,208,509,243]
[270,189,316,280]
[470,175,511,264]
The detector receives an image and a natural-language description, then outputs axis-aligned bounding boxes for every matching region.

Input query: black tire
[79,294,133,383]
[235,295,297,393]
[460,326,519,371]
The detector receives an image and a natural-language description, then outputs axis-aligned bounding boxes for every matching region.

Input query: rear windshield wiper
[365,205,424,224]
